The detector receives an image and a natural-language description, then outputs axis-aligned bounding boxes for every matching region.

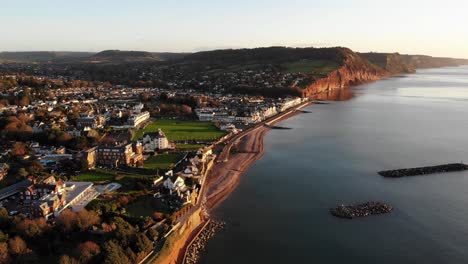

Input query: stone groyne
[330,202,393,219]
[378,163,468,178]
[183,220,225,264]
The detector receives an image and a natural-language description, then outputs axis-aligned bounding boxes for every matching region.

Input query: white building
[195,108,235,122]
[127,111,150,128]
[142,129,170,152]
[278,97,303,112]
[133,103,144,114]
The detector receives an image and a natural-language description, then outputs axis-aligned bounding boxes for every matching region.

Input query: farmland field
[282,59,339,75]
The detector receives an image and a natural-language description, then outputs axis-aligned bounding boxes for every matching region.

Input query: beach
[204,105,309,211]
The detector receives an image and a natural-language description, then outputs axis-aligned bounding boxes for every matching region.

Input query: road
[215,100,312,163]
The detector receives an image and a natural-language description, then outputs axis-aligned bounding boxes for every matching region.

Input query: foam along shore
[378,163,468,178]
[330,202,393,219]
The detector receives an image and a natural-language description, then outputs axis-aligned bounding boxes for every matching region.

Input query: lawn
[126,196,174,217]
[76,169,115,182]
[133,120,226,141]
[75,168,151,183]
[176,144,206,150]
[282,59,339,75]
[144,153,184,170]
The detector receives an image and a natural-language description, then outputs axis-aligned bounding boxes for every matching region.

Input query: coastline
[170,102,310,264]
[205,104,309,211]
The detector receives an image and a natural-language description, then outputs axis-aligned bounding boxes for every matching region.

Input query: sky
[1,0,468,58]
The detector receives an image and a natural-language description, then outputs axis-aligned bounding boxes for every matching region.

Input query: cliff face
[299,50,468,98]
[299,49,388,97]
[361,52,468,74]
[154,208,204,264]
[403,55,468,69]
[360,52,415,74]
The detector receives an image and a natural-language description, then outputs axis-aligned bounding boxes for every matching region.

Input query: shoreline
[175,104,308,264]
[204,104,309,211]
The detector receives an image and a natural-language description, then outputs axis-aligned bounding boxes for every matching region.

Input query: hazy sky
[1,0,468,57]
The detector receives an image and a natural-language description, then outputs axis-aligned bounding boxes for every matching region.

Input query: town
[0,72,307,263]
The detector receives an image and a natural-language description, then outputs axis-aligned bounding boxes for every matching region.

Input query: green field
[144,153,184,170]
[176,144,206,150]
[126,196,173,217]
[282,59,339,75]
[76,168,150,183]
[133,120,226,141]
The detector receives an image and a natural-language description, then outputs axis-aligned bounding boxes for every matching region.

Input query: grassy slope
[282,59,340,75]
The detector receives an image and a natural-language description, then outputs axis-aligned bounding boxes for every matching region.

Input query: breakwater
[183,220,225,264]
[330,202,393,219]
[264,124,292,130]
[378,163,468,178]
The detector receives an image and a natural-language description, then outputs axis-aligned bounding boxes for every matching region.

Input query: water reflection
[312,86,355,101]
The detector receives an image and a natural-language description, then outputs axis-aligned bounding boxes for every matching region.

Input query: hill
[361,52,468,74]
[0,51,94,63]
[88,50,188,63]
[0,50,188,63]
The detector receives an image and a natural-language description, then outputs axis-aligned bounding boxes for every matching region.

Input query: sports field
[133,120,226,141]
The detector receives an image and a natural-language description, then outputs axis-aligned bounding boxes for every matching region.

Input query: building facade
[142,129,170,152]
[97,142,143,167]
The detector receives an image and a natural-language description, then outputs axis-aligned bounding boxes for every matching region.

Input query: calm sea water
[200,66,468,264]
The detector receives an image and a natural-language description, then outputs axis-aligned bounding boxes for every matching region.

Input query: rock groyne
[378,163,468,178]
[183,220,225,264]
[330,202,393,219]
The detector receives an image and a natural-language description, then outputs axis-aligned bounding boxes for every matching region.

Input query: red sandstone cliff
[297,48,389,97]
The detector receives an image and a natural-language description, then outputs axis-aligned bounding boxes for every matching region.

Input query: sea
[199,66,468,264]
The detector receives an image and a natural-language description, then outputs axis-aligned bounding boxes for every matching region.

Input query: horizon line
[0,46,467,60]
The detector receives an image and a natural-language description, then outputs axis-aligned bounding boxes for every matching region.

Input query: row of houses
[195,97,304,124]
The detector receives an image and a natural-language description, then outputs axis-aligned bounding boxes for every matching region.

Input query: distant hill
[0,51,95,63]
[88,50,187,63]
[361,52,468,74]
[181,46,346,67]
[0,50,188,63]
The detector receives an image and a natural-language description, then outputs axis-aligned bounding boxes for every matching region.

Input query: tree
[8,236,27,255]
[0,232,7,243]
[133,233,153,256]
[147,228,159,242]
[18,168,29,178]
[57,133,73,145]
[0,208,8,221]
[16,218,48,238]
[11,142,27,156]
[58,254,80,264]
[56,209,77,232]
[57,209,99,232]
[76,241,100,263]
[112,217,135,247]
[0,242,10,264]
[103,240,130,264]
[76,210,100,231]
[27,159,44,175]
